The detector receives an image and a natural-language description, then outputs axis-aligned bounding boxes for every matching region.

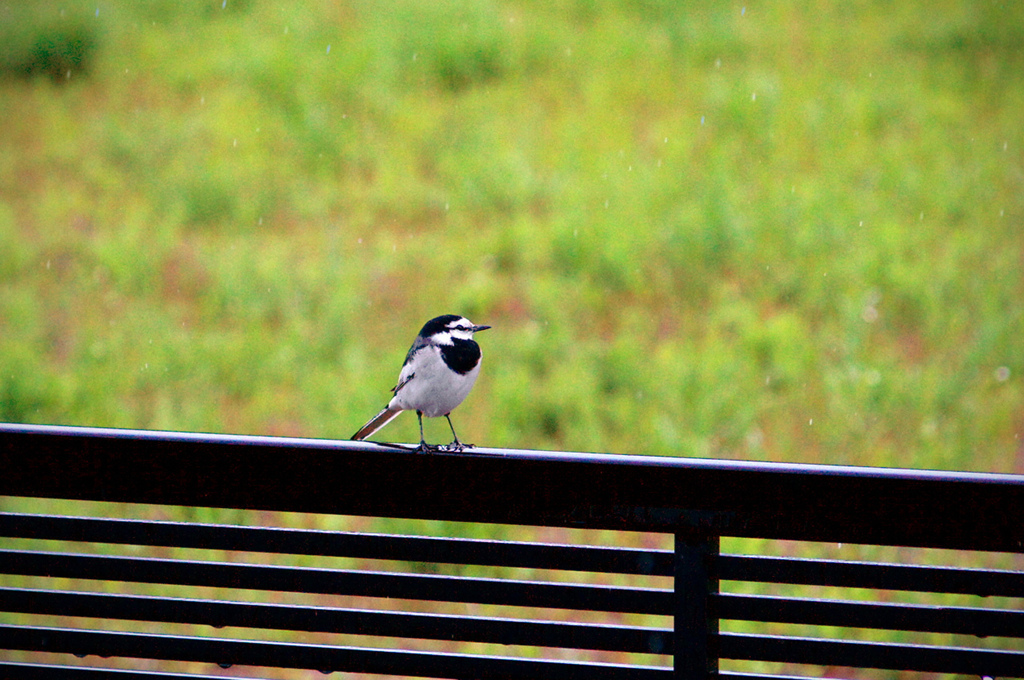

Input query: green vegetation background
[1,0,1022,471]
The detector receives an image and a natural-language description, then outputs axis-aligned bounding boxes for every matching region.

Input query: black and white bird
[352,314,490,452]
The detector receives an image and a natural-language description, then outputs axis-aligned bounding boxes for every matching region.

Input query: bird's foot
[442,440,473,453]
[415,440,439,454]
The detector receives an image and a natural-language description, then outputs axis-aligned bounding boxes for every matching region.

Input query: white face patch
[445,318,475,342]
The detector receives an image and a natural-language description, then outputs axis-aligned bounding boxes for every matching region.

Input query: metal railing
[1,422,1022,679]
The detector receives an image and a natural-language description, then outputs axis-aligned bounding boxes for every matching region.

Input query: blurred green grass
[0,0,1022,472]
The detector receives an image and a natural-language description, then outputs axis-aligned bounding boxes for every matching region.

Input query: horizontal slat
[0,513,673,576]
[4,423,1024,550]
[0,667,841,680]
[719,593,1024,638]
[721,632,1024,676]
[722,554,1024,597]
[0,661,262,679]
[719,674,854,680]
[0,587,671,654]
[0,550,671,615]
[0,624,672,680]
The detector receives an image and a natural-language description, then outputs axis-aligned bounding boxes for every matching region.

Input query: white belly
[389,346,480,418]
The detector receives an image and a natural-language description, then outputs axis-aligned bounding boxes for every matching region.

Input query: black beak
[473,325,492,332]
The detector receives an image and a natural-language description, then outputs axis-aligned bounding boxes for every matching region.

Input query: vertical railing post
[674,529,720,679]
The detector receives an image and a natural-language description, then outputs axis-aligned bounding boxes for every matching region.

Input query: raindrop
[808,419,813,425]
[218,663,233,669]
[700,116,705,125]
[995,366,1011,382]
[74,653,88,659]
[741,6,746,15]
[326,44,331,55]
[222,0,227,7]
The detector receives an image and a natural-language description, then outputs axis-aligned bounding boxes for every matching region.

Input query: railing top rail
[3,422,1021,484]
[2,423,1023,552]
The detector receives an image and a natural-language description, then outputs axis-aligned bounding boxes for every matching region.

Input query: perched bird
[352,314,490,452]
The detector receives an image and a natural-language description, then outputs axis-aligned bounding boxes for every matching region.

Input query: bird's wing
[391,371,415,395]
[391,344,423,396]
[353,337,425,440]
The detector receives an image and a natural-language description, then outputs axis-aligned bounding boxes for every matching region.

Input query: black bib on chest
[441,339,481,375]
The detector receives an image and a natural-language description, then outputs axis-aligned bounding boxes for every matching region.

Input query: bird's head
[420,314,491,344]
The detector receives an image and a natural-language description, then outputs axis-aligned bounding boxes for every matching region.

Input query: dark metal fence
[1,422,1022,679]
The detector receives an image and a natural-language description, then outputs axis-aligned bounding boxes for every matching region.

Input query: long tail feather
[351,406,403,441]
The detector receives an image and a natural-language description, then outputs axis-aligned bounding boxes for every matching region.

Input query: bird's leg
[415,411,434,454]
[444,414,471,452]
